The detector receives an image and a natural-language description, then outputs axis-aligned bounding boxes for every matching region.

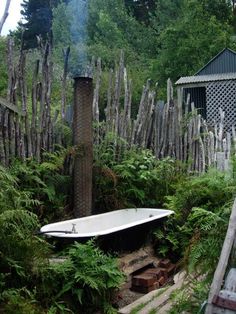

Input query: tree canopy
[15,0,236,95]
[19,0,53,48]
[151,0,234,87]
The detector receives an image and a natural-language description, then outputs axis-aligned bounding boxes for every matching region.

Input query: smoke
[67,0,90,76]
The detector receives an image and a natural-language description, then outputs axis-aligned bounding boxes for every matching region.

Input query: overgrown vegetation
[1,0,236,312]
[152,169,236,312]
[0,139,235,312]
[93,136,182,212]
[153,169,235,259]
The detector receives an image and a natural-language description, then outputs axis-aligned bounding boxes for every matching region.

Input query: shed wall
[206,80,236,131]
[184,87,206,119]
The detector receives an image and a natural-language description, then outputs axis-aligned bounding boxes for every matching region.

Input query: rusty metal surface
[73,77,93,217]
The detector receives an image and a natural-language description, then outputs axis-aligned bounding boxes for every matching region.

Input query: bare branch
[0,0,12,35]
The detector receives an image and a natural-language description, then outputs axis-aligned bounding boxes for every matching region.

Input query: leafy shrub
[114,150,177,207]
[0,209,51,289]
[9,149,72,222]
[153,170,235,312]
[94,141,182,211]
[0,288,43,314]
[38,241,124,313]
[153,169,235,260]
[0,211,123,313]
[0,165,38,213]
[185,205,230,275]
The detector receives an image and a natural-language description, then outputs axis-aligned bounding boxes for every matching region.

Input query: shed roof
[175,48,236,86]
[175,73,236,85]
[195,48,236,75]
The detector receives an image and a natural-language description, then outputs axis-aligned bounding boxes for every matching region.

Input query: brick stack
[131,259,175,293]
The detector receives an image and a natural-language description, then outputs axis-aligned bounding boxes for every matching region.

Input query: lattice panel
[206,80,236,131]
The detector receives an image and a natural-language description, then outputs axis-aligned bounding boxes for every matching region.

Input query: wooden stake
[206,198,236,313]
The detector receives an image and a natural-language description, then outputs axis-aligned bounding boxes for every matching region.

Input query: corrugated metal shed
[175,73,236,85]
[195,48,236,75]
[175,48,236,131]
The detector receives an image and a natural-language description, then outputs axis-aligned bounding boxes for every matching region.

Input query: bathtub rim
[40,208,174,238]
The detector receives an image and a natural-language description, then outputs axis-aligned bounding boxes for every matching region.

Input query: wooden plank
[205,198,236,313]
[0,96,25,116]
[213,295,236,311]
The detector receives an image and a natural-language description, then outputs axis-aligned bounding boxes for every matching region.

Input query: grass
[129,287,169,314]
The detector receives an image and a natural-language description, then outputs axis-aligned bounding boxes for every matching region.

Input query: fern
[154,169,235,261]
[184,205,229,274]
[188,207,226,231]
[8,152,72,221]
[0,287,43,314]
[40,240,124,313]
[0,209,51,287]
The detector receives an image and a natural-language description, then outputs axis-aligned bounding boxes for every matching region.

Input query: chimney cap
[73,75,93,80]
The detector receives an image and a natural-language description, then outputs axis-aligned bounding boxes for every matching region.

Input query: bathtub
[40,208,173,238]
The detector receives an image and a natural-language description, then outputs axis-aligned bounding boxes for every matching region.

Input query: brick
[158,268,168,279]
[158,276,166,286]
[159,259,171,268]
[131,282,159,293]
[132,274,156,287]
[166,264,176,275]
[142,267,164,280]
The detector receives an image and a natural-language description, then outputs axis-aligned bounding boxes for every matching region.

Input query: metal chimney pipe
[73,76,93,217]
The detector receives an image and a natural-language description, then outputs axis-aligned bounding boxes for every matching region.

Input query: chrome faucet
[72,223,77,233]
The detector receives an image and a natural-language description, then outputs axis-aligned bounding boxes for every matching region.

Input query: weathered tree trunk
[61,47,70,121]
[19,48,32,158]
[105,68,113,132]
[31,60,40,156]
[0,109,6,165]
[93,58,102,145]
[112,51,124,135]
[3,109,9,166]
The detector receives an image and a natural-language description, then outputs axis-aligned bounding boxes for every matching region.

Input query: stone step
[118,271,186,314]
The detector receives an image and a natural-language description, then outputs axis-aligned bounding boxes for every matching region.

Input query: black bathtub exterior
[48,217,166,253]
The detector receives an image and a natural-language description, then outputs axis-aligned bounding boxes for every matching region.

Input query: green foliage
[0,164,39,213]
[0,288,43,314]
[166,169,234,217]
[88,0,157,60]
[153,169,235,261]
[124,0,156,24]
[52,1,71,49]
[155,169,235,311]
[0,210,50,286]
[0,210,51,313]
[151,0,183,33]
[168,276,209,314]
[9,149,71,222]
[0,208,123,313]
[185,205,230,274]
[113,150,180,208]
[17,0,61,49]
[94,137,182,211]
[151,0,234,92]
[38,241,124,313]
